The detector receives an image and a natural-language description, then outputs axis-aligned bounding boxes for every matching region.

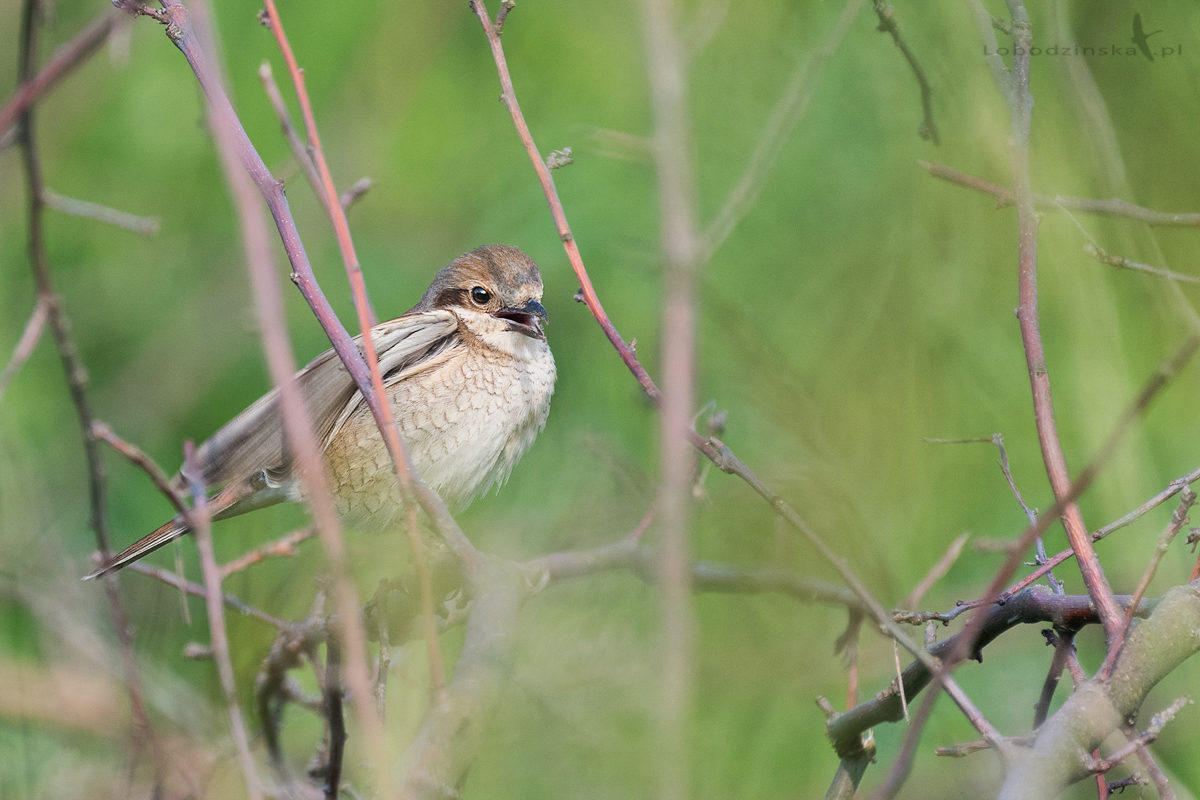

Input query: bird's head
[415,244,549,341]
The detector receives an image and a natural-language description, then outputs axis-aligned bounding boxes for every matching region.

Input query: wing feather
[189,310,460,489]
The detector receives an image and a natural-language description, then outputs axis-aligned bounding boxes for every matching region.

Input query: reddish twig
[129,0,389,777]
[903,533,968,609]
[469,6,1006,755]
[1003,1,1124,647]
[1085,697,1190,775]
[259,0,456,697]
[470,0,661,405]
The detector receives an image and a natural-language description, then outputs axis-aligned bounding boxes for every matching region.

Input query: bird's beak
[493,298,548,339]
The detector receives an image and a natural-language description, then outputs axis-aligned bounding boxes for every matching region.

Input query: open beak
[493,298,548,339]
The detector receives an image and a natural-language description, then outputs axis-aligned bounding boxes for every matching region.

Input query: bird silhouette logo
[1131,13,1163,61]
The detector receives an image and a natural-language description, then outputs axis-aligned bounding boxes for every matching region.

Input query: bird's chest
[323,339,554,520]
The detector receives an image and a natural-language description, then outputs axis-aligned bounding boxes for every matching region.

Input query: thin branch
[126,561,291,628]
[1101,487,1197,678]
[259,0,453,698]
[639,0,702,795]
[91,420,186,514]
[42,189,160,235]
[16,0,158,775]
[1085,698,1191,779]
[1130,738,1176,800]
[998,587,1200,798]
[130,0,389,778]
[871,1,939,144]
[257,60,323,200]
[322,635,346,800]
[1032,629,1075,729]
[903,533,968,609]
[339,177,373,212]
[0,7,123,136]
[696,0,862,264]
[826,587,1154,760]
[921,160,1200,227]
[984,344,1200,607]
[0,296,49,402]
[1084,243,1200,285]
[470,0,939,699]
[183,442,263,800]
[1003,0,1124,646]
[221,526,315,578]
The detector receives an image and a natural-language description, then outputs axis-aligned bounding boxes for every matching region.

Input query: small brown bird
[87,245,555,579]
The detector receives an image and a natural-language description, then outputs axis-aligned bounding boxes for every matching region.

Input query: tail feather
[83,473,295,581]
[85,516,191,580]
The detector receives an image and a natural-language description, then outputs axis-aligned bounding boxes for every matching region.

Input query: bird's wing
[189,310,461,489]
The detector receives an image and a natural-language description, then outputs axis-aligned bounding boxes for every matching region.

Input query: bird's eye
[470,286,491,306]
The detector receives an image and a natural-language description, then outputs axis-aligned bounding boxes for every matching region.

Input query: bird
[87,244,555,579]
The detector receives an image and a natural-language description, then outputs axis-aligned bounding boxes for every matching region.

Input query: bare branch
[42,189,159,235]
[182,442,263,800]
[1084,243,1200,285]
[127,0,389,777]
[126,561,291,628]
[221,526,315,578]
[921,160,1200,227]
[871,1,939,144]
[0,296,49,402]
[0,8,123,136]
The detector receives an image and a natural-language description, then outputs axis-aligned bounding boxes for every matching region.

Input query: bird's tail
[83,472,294,581]
[84,516,191,580]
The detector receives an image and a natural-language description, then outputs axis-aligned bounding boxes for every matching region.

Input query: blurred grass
[3,0,1200,797]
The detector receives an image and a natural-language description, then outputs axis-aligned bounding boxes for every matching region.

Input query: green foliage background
[2,1,1200,797]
